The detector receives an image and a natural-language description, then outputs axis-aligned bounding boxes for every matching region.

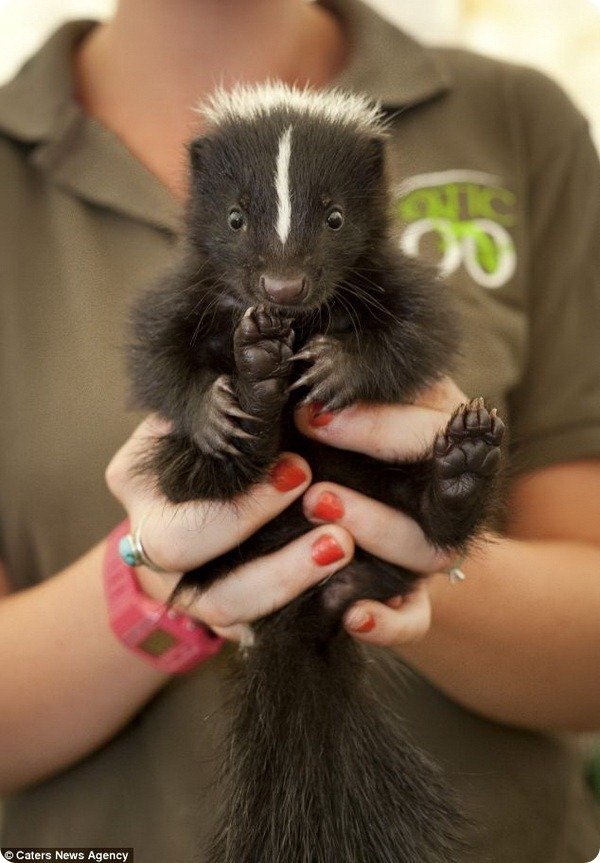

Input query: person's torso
[0,14,598,863]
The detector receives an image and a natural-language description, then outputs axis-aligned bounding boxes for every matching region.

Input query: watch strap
[104,521,224,674]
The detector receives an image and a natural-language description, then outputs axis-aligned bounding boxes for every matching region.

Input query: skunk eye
[326,209,344,230]
[228,209,246,231]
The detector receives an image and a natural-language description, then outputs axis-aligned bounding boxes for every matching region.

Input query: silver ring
[446,553,467,584]
[118,514,169,574]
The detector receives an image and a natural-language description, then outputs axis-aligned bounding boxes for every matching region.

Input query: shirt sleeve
[506,70,600,474]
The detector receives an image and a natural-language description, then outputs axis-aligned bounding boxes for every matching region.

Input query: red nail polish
[355,614,376,633]
[311,534,345,566]
[311,491,344,522]
[269,458,306,492]
[308,402,334,428]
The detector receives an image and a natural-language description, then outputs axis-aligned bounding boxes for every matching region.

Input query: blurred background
[0,0,599,147]
[0,0,600,146]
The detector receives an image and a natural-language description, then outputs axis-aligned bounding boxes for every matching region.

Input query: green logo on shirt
[394,170,517,289]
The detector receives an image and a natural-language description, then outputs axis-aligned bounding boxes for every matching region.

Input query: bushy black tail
[206,596,464,863]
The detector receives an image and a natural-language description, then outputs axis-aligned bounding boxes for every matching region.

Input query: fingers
[106,415,312,573]
[176,525,355,629]
[302,483,452,572]
[343,583,432,647]
[142,452,312,573]
[294,376,469,462]
[105,414,173,504]
[295,402,451,462]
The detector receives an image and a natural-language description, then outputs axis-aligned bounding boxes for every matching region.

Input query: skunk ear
[189,138,205,173]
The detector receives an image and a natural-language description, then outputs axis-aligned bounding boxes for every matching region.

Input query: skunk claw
[231,427,255,441]
[289,348,318,363]
[298,383,328,407]
[217,380,235,397]
[223,404,262,423]
[201,431,241,459]
[288,369,320,393]
[320,394,348,414]
[221,441,242,457]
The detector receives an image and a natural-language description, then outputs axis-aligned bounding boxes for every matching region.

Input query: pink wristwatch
[103,521,224,674]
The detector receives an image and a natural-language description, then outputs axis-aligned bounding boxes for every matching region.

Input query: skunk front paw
[288,334,356,411]
[234,306,294,405]
[193,375,262,458]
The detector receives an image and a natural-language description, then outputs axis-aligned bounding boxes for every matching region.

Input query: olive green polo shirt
[1,2,600,861]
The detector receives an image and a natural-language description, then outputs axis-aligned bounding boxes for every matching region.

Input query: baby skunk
[128,82,504,863]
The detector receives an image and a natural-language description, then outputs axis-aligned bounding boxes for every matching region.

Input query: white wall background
[0,0,599,145]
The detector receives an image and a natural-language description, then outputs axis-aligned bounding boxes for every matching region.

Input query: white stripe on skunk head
[196,82,386,250]
[275,126,293,244]
[197,80,387,138]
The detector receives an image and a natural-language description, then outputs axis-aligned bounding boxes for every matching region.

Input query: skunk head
[187,82,389,313]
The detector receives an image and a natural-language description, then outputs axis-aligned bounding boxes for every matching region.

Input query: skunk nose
[260,274,307,304]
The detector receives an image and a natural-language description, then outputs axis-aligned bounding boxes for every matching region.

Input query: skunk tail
[206,593,464,863]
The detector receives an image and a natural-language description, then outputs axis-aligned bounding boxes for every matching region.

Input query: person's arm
[0,559,9,597]
[0,418,354,795]
[403,464,600,732]
[296,393,600,732]
[0,542,169,795]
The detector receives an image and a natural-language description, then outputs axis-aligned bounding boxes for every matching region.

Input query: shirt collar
[325,0,451,109]
[0,20,181,234]
[0,4,451,233]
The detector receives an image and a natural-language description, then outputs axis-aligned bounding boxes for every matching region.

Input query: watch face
[139,628,179,657]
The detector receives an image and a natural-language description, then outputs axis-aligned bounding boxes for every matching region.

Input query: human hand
[106,416,354,642]
[295,377,470,648]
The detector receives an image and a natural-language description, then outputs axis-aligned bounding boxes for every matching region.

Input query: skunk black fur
[128,83,504,863]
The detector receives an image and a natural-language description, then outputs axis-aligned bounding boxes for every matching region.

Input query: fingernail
[345,608,376,633]
[269,458,307,492]
[311,534,345,566]
[308,402,334,428]
[311,491,344,522]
